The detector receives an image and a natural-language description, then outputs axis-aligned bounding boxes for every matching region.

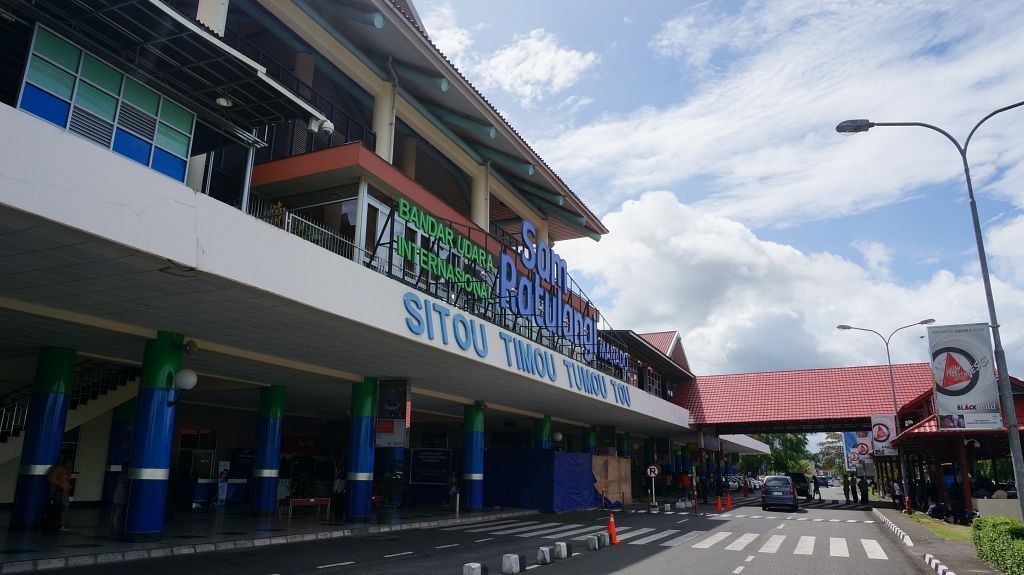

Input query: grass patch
[907,513,973,541]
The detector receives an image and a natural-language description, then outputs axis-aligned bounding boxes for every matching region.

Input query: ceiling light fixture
[215,96,234,108]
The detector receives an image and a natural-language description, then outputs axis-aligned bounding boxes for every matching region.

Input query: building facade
[0,0,761,539]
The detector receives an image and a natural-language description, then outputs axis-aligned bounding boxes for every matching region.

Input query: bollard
[501,553,526,574]
[554,542,571,559]
[664,503,671,512]
[463,563,488,575]
[586,535,600,551]
[675,500,686,509]
[537,546,553,565]
[456,492,461,518]
[597,532,611,547]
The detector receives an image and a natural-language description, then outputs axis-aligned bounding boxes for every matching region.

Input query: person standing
[892,477,904,510]
[850,475,859,504]
[812,475,822,500]
[842,474,850,503]
[859,474,870,504]
[46,457,73,533]
[109,462,128,537]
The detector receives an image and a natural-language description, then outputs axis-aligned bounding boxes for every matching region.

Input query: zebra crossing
[437,520,889,559]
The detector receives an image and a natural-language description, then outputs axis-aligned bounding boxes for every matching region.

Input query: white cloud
[555,192,1024,375]
[851,240,892,281]
[538,1,1024,225]
[470,29,600,108]
[421,2,474,68]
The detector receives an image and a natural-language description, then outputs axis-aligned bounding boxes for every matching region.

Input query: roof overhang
[720,434,771,455]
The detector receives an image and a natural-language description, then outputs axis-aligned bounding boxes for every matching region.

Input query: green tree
[740,433,811,475]
[816,432,846,473]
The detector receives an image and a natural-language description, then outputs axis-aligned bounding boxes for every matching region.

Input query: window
[18,25,194,182]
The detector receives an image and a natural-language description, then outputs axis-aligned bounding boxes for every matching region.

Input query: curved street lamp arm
[872,122,964,156]
[964,100,1024,153]
[885,321,927,346]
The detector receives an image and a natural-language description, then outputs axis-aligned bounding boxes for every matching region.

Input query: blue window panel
[113,128,151,166]
[151,148,187,181]
[20,83,70,127]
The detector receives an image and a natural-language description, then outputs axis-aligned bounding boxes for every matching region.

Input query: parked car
[761,475,799,512]
[787,472,814,500]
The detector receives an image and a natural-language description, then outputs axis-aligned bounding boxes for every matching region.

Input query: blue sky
[418,0,1024,394]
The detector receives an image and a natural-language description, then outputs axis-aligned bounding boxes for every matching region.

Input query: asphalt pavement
[43,488,930,575]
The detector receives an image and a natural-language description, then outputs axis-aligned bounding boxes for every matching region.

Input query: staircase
[0,360,141,465]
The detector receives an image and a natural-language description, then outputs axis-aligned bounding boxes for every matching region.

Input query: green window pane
[75,81,118,121]
[123,78,158,115]
[156,122,190,157]
[81,55,122,95]
[33,28,80,72]
[26,55,75,100]
[158,99,194,134]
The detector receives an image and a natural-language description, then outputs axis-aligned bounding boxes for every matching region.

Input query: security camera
[308,117,334,136]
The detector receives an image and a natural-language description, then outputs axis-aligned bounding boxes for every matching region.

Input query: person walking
[859,474,870,504]
[842,474,850,503]
[812,475,822,500]
[850,475,859,504]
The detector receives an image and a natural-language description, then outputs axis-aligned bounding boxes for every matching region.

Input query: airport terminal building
[0,0,764,539]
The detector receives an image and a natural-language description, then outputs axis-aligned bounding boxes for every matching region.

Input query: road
[49,490,927,575]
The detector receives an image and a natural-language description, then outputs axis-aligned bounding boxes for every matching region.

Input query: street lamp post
[837,100,1024,522]
[837,319,935,514]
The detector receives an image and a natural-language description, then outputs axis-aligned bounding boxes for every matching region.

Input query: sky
[415,1,1024,451]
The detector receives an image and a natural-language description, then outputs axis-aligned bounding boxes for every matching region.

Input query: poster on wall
[375,378,411,447]
[217,461,230,506]
[928,323,1002,430]
[410,448,452,484]
[870,414,898,456]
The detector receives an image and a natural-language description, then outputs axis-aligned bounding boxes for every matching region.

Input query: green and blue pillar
[346,377,377,520]
[534,415,551,449]
[583,426,598,455]
[463,401,485,511]
[123,331,183,540]
[101,399,137,502]
[10,347,76,530]
[252,385,285,515]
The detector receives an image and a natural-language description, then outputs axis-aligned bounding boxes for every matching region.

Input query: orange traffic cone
[726,493,733,509]
[608,513,619,545]
[716,496,723,513]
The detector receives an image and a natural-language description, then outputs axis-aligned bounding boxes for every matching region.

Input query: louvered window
[17,25,194,182]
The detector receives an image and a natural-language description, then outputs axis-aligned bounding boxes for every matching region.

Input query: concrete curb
[0,510,534,573]
[923,552,957,575]
[872,508,914,546]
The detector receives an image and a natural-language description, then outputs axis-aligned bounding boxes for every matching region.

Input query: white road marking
[614,528,656,541]
[865,520,875,524]
[813,518,824,522]
[734,515,747,518]
[794,536,815,555]
[434,544,459,549]
[725,533,760,551]
[744,555,754,562]
[776,523,785,529]
[465,521,539,532]
[571,552,581,556]
[525,566,540,571]
[629,530,681,545]
[513,524,583,537]
[544,525,619,539]
[829,537,849,557]
[733,567,745,574]
[692,531,732,548]
[828,519,840,523]
[721,514,733,517]
[660,531,705,547]
[845,519,858,523]
[474,538,494,543]
[317,562,355,569]
[797,518,807,521]
[441,520,519,531]
[488,522,553,534]
[861,538,888,560]
[757,535,786,554]
[383,552,412,558]
[676,518,690,524]
[750,515,763,519]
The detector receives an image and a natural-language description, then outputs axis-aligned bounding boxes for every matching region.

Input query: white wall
[73,410,112,502]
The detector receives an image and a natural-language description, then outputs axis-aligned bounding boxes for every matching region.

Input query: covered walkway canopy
[677,364,935,434]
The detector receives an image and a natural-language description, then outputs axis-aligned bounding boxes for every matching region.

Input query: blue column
[346,377,377,520]
[10,347,76,530]
[122,331,183,541]
[463,402,485,511]
[101,399,136,502]
[252,385,285,515]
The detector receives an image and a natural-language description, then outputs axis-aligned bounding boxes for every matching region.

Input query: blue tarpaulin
[484,449,600,512]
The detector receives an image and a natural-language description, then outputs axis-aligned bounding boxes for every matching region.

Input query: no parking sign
[646,465,660,478]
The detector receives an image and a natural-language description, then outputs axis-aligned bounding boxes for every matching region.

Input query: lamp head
[552,431,563,442]
[835,119,874,134]
[836,324,853,330]
[173,368,198,391]
[919,318,936,325]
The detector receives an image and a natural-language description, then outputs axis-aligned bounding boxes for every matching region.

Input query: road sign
[646,465,660,478]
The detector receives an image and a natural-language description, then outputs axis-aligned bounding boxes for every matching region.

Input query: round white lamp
[173,368,198,391]
[552,432,563,442]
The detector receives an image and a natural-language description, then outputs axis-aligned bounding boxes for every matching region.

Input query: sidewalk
[0,504,532,573]
[874,506,1001,575]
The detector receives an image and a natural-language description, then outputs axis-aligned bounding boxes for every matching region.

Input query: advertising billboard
[927,323,1002,430]
[870,414,898,456]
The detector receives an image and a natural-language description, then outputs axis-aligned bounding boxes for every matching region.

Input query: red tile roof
[679,363,935,426]
[639,331,676,356]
